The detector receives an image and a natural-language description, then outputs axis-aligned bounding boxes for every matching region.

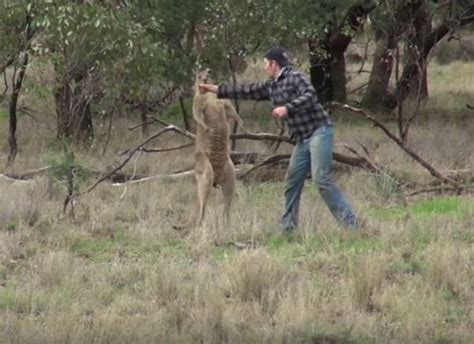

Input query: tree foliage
[0,0,472,144]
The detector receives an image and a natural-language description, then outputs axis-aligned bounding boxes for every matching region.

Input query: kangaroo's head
[195,68,213,84]
[195,68,214,95]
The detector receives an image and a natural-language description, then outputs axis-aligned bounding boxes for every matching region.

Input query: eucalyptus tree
[0,1,36,167]
[197,0,280,147]
[261,0,375,103]
[34,0,189,142]
[0,1,25,75]
[34,1,131,141]
[396,0,474,100]
[363,0,474,109]
[124,0,207,133]
[197,0,276,77]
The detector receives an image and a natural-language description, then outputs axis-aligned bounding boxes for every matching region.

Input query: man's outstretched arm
[200,81,271,101]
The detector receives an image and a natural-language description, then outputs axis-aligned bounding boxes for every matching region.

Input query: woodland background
[1,1,473,343]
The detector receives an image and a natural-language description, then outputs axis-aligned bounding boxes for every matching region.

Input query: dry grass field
[0,58,473,343]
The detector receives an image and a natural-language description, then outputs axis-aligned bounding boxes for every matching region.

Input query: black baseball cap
[264,46,291,67]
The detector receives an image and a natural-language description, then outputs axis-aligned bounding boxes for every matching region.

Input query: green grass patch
[68,228,165,262]
[0,109,8,120]
[158,239,189,260]
[389,258,427,276]
[245,182,282,203]
[211,246,236,262]
[0,287,48,315]
[450,228,474,245]
[267,232,384,263]
[0,264,7,283]
[303,329,373,344]
[410,197,465,217]
[368,196,472,220]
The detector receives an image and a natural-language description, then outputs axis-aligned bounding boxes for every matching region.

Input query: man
[199,46,360,232]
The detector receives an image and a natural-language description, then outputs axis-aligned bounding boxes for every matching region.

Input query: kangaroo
[192,69,243,227]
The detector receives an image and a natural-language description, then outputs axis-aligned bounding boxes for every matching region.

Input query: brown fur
[191,70,243,227]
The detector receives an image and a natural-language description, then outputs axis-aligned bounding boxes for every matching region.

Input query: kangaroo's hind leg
[220,158,236,223]
[194,153,214,228]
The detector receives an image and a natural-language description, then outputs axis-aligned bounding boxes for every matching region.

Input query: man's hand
[272,106,288,119]
[198,84,218,94]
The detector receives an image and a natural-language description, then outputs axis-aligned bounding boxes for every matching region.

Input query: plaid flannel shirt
[217,67,331,142]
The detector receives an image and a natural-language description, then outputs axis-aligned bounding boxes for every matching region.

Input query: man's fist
[272,106,288,119]
[198,84,218,94]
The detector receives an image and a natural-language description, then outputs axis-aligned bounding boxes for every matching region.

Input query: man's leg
[280,141,310,232]
[309,125,359,229]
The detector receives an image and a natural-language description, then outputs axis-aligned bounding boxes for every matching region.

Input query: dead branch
[0,165,153,184]
[341,143,383,176]
[124,113,385,174]
[332,151,380,173]
[146,116,384,172]
[119,143,194,156]
[230,132,381,174]
[239,154,291,180]
[111,169,195,186]
[330,102,463,189]
[271,122,286,153]
[0,174,35,183]
[0,119,385,191]
[407,186,473,197]
[230,151,263,165]
[128,120,156,131]
[1,166,51,180]
[348,82,369,94]
[81,125,180,195]
[230,132,293,143]
[148,114,293,144]
[147,115,197,141]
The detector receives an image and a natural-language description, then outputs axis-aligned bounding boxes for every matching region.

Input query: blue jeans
[280,125,359,231]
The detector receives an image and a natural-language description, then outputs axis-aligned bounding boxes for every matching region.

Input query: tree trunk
[362,29,397,109]
[397,3,431,100]
[179,96,191,131]
[55,67,94,143]
[308,4,374,104]
[6,8,34,169]
[228,57,241,150]
[308,39,333,104]
[140,106,149,138]
[396,3,474,100]
[330,52,347,102]
[6,52,29,169]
